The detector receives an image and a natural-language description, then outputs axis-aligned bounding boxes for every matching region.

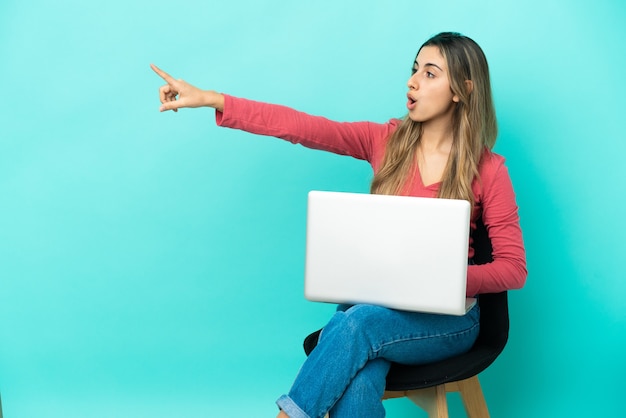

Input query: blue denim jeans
[276,303,480,418]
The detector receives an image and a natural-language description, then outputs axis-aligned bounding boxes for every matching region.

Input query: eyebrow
[413,61,444,72]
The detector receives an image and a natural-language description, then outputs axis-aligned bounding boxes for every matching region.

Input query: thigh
[334,303,480,366]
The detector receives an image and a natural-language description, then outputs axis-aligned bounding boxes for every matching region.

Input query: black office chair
[303,218,507,417]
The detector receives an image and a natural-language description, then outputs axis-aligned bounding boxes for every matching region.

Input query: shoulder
[474,149,513,203]
[382,117,403,136]
[389,118,403,129]
[373,117,403,146]
[477,149,511,187]
[478,149,506,174]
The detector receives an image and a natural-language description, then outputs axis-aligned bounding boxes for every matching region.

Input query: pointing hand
[150,64,224,112]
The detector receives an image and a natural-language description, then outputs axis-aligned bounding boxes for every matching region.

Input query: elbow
[510,262,528,290]
[512,274,526,290]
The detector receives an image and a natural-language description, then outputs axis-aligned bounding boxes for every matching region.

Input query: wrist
[205,90,225,111]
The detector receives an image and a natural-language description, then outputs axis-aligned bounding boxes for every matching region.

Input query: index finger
[150,63,176,84]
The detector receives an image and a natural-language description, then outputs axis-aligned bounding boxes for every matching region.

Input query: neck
[420,125,453,154]
[419,110,455,153]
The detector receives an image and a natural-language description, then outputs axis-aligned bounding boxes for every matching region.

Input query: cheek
[434,86,456,106]
[423,91,451,108]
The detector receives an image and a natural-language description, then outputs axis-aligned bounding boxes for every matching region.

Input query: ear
[452,80,474,103]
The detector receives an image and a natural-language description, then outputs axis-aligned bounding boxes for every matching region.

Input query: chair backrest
[471,217,509,351]
[470,217,493,266]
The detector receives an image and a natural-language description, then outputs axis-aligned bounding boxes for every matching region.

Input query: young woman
[152,32,526,418]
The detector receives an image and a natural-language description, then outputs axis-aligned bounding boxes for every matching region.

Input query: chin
[407,113,427,123]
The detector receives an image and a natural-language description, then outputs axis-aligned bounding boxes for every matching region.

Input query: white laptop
[304,191,476,316]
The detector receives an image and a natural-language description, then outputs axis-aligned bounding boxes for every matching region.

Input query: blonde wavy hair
[370,32,497,206]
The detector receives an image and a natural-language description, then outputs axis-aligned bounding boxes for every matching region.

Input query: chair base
[383,376,490,418]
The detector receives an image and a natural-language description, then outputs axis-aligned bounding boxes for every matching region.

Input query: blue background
[1,0,624,416]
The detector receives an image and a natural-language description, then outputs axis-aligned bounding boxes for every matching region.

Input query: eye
[426,71,435,78]
[411,67,418,75]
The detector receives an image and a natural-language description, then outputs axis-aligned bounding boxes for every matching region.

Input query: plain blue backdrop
[1,0,624,416]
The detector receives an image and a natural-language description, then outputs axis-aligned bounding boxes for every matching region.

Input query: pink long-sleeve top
[215,95,527,296]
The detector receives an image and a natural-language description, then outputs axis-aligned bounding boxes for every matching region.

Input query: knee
[323,304,390,342]
[343,304,391,329]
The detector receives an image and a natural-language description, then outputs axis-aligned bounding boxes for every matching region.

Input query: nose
[407,73,419,90]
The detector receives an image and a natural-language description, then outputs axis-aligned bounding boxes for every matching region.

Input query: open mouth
[407,94,417,110]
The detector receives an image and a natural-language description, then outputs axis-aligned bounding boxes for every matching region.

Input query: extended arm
[151,64,397,163]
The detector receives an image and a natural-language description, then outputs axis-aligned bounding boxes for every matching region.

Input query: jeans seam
[372,320,480,355]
